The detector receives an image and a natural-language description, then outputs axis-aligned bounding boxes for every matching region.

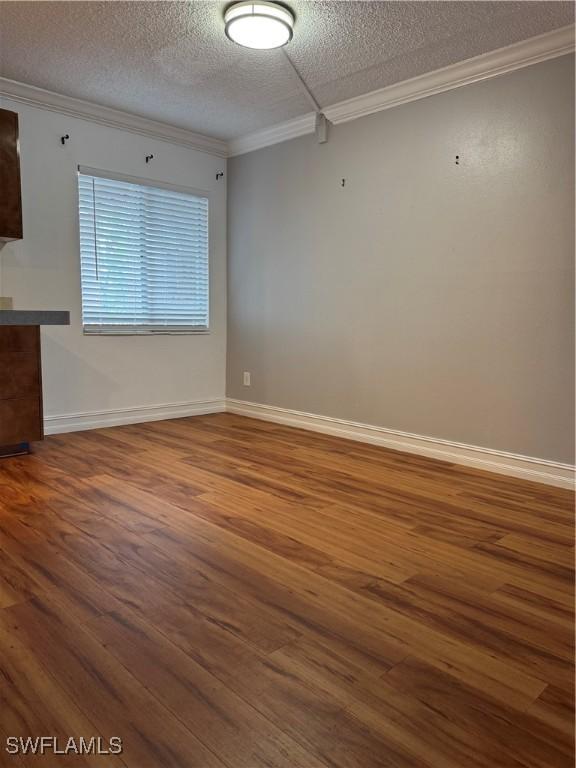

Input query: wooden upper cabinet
[0,108,23,241]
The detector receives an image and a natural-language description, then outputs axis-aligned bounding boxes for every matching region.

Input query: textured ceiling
[0,1,573,140]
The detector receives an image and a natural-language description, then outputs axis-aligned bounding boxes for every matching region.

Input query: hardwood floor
[0,412,573,767]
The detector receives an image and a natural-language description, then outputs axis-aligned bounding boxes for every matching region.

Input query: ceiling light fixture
[224,1,294,50]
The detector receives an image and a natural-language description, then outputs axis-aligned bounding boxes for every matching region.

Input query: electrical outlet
[243,371,251,386]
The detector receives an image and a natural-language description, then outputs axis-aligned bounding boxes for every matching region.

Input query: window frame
[77,166,212,336]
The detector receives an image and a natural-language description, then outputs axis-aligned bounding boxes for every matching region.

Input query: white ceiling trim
[228,112,316,157]
[0,25,573,160]
[0,77,228,158]
[325,24,575,125]
[230,24,575,157]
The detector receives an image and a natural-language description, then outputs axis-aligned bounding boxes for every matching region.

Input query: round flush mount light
[224,1,294,50]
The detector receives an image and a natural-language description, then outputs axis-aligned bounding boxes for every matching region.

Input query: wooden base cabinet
[0,325,43,454]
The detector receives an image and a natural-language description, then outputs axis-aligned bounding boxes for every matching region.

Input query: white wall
[228,56,575,465]
[0,98,227,427]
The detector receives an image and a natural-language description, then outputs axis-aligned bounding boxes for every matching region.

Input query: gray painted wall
[227,55,575,464]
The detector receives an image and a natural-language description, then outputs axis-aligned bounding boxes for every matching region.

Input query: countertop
[0,310,70,326]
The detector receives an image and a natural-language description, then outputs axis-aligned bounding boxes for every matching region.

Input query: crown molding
[0,77,228,158]
[325,25,575,125]
[230,25,575,156]
[1,25,573,159]
[228,112,316,157]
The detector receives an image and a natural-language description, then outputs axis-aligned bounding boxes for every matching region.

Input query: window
[78,168,209,334]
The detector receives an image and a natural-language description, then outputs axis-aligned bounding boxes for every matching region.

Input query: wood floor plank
[0,614,128,768]
[138,504,554,707]
[84,607,328,768]
[2,596,227,768]
[0,412,572,767]
[383,655,573,767]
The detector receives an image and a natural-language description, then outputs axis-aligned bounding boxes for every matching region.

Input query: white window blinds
[78,169,209,334]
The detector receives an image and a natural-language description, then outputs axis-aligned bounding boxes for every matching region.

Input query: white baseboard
[226,399,575,490]
[44,398,226,435]
[42,395,574,489]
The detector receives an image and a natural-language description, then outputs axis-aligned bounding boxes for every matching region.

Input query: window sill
[83,328,210,336]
